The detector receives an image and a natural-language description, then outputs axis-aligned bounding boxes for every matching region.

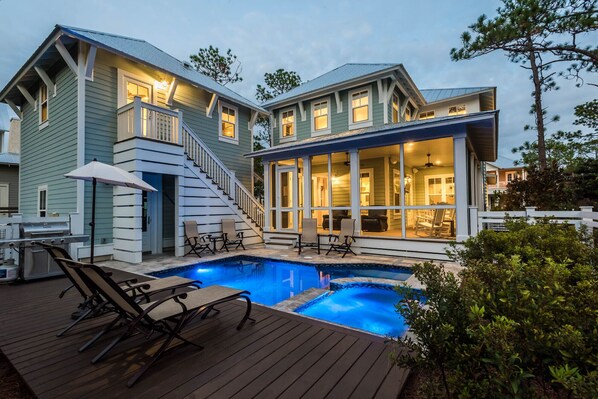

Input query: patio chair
[220,218,245,251]
[184,220,214,257]
[57,257,253,387]
[414,208,446,237]
[296,218,321,255]
[38,243,200,338]
[325,218,356,258]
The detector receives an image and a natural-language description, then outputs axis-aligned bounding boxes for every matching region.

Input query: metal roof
[0,25,266,114]
[0,152,20,165]
[261,63,418,107]
[247,110,499,162]
[419,87,494,103]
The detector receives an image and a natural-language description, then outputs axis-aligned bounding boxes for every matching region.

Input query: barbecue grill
[0,219,88,280]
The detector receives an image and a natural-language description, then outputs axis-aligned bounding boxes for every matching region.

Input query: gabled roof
[420,87,494,104]
[0,25,266,114]
[261,63,425,108]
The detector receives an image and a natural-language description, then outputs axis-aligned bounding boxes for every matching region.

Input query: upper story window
[392,93,399,123]
[405,106,412,121]
[349,87,372,129]
[312,99,330,135]
[281,109,295,140]
[448,105,466,116]
[126,81,151,104]
[39,85,49,128]
[219,102,238,144]
[419,110,435,120]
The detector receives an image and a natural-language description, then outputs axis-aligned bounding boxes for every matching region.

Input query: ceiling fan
[421,152,436,168]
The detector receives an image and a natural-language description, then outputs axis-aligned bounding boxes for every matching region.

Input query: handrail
[116,97,180,144]
[181,121,264,229]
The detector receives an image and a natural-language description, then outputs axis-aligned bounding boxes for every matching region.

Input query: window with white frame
[448,105,466,116]
[38,185,48,217]
[280,109,295,139]
[219,103,238,143]
[312,99,330,134]
[424,175,455,205]
[349,87,372,128]
[419,110,435,120]
[405,106,412,121]
[39,85,49,127]
[392,93,399,123]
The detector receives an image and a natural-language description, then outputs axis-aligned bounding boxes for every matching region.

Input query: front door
[142,174,162,254]
[276,166,296,230]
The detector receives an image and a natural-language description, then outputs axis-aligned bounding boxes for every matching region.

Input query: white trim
[423,174,455,205]
[377,79,386,104]
[391,92,399,123]
[334,91,342,113]
[166,78,178,106]
[54,37,79,77]
[16,85,36,108]
[117,69,154,108]
[34,66,56,97]
[248,110,258,131]
[298,101,306,122]
[359,168,374,207]
[206,92,218,118]
[4,100,21,119]
[218,101,239,145]
[37,185,48,217]
[348,85,373,130]
[279,106,297,143]
[310,97,331,136]
[84,45,97,81]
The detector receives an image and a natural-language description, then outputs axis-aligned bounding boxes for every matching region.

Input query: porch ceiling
[248,110,499,162]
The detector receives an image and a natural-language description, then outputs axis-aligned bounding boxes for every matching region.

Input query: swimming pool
[152,256,411,306]
[296,284,408,337]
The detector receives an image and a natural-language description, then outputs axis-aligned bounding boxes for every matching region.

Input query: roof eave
[422,87,496,107]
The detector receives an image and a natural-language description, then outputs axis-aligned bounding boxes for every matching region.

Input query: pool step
[264,235,297,250]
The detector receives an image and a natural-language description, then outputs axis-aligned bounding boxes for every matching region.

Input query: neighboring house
[0,25,266,263]
[485,157,526,210]
[0,104,20,216]
[249,64,498,258]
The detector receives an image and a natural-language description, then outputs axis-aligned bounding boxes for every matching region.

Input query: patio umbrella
[65,159,157,263]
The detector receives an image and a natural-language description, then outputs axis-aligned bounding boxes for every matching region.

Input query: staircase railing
[182,121,264,229]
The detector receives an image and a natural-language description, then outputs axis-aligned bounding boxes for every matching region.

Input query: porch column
[469,152,476,206]
[174,175,185,257]
[454,135,469,241]
[302,156,311,222]
[349,150,361,234]
[263,160,271,232]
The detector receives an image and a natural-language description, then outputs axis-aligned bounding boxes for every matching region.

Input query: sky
[0,0,595,163]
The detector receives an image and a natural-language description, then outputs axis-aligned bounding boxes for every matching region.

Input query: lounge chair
[414,208,446,237]
[296,218,321,255]
[325,218,356,258]
[38,243,200,338]
[184,220,214,257]
[57,257,253,387]
[220,218,245,251]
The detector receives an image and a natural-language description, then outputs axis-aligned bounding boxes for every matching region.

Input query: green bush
[393,221,598,398]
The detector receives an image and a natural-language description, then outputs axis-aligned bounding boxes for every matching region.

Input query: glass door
[277,166,296,230]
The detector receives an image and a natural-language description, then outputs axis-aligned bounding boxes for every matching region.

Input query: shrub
[393,221,598,398]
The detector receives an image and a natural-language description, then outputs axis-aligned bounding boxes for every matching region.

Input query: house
[0,25,266,263]
[248,64,498,259]
[485,157,526,210]
[0,104,20,216]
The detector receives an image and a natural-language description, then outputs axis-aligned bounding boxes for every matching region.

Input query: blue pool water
[153,256,411,306]
[297,286,408,337]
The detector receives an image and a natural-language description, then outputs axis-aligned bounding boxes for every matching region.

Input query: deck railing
[182,121,264,229]
[470,206,596,235]
[117,97,181,145]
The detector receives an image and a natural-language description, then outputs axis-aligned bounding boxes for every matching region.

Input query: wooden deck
[0,269,409,398]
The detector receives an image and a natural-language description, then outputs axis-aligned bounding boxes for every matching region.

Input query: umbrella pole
[90,177,96,264]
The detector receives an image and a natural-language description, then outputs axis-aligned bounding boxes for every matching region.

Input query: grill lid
[20,221,70,237]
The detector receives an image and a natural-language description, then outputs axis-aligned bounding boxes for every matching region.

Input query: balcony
[117,97,181,145]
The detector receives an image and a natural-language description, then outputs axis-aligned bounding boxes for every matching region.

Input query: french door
[276,166,297,230]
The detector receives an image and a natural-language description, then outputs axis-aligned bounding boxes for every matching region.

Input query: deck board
[0,269,409,398]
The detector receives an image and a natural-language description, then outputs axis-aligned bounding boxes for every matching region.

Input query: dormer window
[449,105,466,116]
[312,99,330,135]
[392,93,399,123]
[39,84,49,128]
[349,87,372,129]
[419,110,435,120]
[280,108,295,140]
[405,106,412,121]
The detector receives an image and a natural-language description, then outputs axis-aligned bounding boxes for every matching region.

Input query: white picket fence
[470,206,597,235]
